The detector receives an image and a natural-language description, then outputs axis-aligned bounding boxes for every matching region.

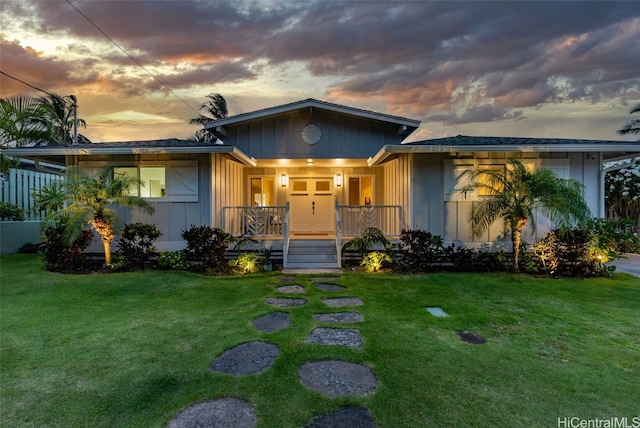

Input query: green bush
[181,225,232,271]
[587,218,640,254]
[115,223,162,270]
[399,228,446,272]
[40,219,93,272]
[361,251,393,272]
[156,251,189,270]
[229,252,260,274]
[0,201,24,221]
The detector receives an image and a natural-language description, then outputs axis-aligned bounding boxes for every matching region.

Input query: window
[348,176,373,205]
[250,177,274,206]
[114,166,166,198]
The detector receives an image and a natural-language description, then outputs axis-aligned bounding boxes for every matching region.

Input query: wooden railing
[334,200,342,268]
[222,205,287,237]
[336,205,402,237]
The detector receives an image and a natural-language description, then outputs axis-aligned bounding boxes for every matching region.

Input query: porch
[222,203,402,269]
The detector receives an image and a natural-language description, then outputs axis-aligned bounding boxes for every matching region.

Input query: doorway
[288,177,335,234]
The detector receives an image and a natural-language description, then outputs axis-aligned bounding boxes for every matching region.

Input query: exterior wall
[382,156,411,231]
[409,151,598,251]
[224,109,402,159]
[211,154,245,229]
[75,153,211,251]
[0,221,41,254]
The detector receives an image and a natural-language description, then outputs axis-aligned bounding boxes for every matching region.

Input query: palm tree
[37,165,154,266]
[463,159,591,271]
[618,103,640,138]
[39,93,87,145]
[0,96,51,171]
[189,92,227,143]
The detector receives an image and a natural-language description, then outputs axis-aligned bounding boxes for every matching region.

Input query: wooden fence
[0,168,63,221]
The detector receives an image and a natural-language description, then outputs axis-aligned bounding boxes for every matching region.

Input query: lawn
[1,254,639,427]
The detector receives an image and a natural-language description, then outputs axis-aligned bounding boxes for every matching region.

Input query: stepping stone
[307,328,362,348]
[314,283,345,292]
[322,297,363,307]
[310,276,341,282]
[277,276,296,282]
[277,285,306,294]
[306,407,377,428]
[265,297,307,307]
[426,307,449,317]
[457,331,487,344]
[313,312,364,324]
[253,312,291,333]
[167,398,257,428]
[299,360,377,397]
[211,341,279,375]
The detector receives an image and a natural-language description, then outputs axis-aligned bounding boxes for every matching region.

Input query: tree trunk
[92,218,115,266]
[511,218,528,272]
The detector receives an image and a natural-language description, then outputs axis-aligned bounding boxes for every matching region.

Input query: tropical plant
[398,228,446,272]
[31,180,66,217]
[38,93,88,145]
[39,217,94,272]
[605,159,640,229]
[463,159,591,272]
[115,223,162,270]
[617,103,640,137]
[0,96,51,171]
[37,165,154,266]
[0,201,25,221]
[181,225,233,271]
[361,251,393,272]
[229,252,260,274]
[189,92,227,143]
[342,227,389,257]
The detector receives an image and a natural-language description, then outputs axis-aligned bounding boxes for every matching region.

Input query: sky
[1,0,639,143]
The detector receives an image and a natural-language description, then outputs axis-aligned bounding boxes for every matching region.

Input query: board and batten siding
[382,156,410,232]
[409,152,592,251]
[211,153,244,229]
[77,154,210,252]
[225,109,402,159]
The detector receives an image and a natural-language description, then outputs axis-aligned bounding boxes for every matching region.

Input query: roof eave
[367,144,640,166]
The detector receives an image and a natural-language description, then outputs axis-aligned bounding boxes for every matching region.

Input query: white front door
[289,178,335,233]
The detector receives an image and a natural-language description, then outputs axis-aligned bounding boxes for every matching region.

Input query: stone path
[167,274,378,427]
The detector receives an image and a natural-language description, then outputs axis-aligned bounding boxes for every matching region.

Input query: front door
[289,178,335,233]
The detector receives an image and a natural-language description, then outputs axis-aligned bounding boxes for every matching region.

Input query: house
[3,98,639,268]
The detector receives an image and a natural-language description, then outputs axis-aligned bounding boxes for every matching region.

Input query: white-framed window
[114,166,166,198]
[348,175,374,205]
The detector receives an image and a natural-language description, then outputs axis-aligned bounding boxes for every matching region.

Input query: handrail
[336,204,402,237]
[334,199,342,268]
[282,201,290,268]
[222,205,287,237]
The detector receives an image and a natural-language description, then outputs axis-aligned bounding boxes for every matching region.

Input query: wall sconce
[335,173,342,187]
[280,174,288,187]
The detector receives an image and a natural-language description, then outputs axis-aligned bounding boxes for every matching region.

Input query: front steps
[286,239,340,269]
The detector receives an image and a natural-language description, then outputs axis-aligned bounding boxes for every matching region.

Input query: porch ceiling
[255,158,370,168]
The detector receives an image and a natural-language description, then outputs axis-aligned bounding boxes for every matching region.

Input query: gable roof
[1,139,257,166]
[368,135,640,166]
[203,98,421,137]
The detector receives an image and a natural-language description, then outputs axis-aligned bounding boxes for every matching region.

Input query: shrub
[157,251,189,270]
[181,225,232,271]
[40,219,93,272]
[361,251,393,272]
[399,228,446,272]
[18,242,40,253]
[115,223,162,270]
[229,252,260,274]
[0,201,24,221]
[587,218,640,254]
[530,228,609,277]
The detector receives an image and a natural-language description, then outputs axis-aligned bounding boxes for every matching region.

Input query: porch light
[335,173,342,187]
[280,174,288,187]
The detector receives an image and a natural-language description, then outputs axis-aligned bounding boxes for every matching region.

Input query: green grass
[1,254,639,427]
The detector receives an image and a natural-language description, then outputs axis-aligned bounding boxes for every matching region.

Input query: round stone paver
[313,312,364,324]
[277,285,306,294]
[167,398,257,428]
[253,312,291,333]
[299,360,377,397]
[306,407,377,428]
[314,283,345,292]
[265,297,307,307]
[322,297,363,307]
[211,341,280,375]
[307,328,362,348]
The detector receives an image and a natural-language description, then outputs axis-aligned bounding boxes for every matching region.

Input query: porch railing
[336,205,402,237]
[222,205,287,237]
